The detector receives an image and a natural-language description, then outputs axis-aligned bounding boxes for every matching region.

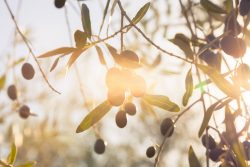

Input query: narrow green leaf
[200,0,227,14]
[140,99,158,119]
[131,2,150,25]
[0,75,6,90]
[198,98,232,137]
[143,94,180,112]
[7,143,17,165]
[188,146,202,167]
[149,54,161,68]
[95,46,106,65]
[81,4,92,38]
[197,64,240,98]
[16,161,36,167]
[37,47,76,58]
[66,48,86,69]
[50,57,60,72]
[182,68,193,106]
[76,101,112,133]
[99,0,111,34]
[105,43,119,61]
[170,34,194,60]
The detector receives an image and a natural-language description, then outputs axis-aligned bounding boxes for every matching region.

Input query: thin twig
[4,0,60,94]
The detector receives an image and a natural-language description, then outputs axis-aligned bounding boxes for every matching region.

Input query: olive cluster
[115,102,137,128]
[6,62,35,119]
[146,118,175,159]
[106,67,146,106]
[201,133,250,166]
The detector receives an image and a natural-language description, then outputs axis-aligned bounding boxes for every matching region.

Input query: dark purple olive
[201,134,217,150]
[146,146,156,158]
[160,118,174,137]
[124,102,136,116]
[240,0,250,16]
[18,105,30,119]
[21,63,35,80]
[94,138,105,154]
[115,110,127,128]
[54,0,66,8]
[7,85,17,100]
[209,147,225,162]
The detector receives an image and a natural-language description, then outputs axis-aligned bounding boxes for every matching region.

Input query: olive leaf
[200,0,227,14]
[131,2,150,25]
[74,30,87,48]
[81,4,92,38]
[7,143,17,165]
[67,47,88,69]
[16,161,37,167]
[0,75,6,90]
[95,46,106,65]
[76,101,112,133]
[98,0,111,34]
[105,43,120,61]
[197,64,240,98]
[50,57,60,72]
[143,94,180,112]
[198,98,232,137]
[188,146,202,167]
[170,34,194,60]
[182,68,193,106]
[37,47,76,58]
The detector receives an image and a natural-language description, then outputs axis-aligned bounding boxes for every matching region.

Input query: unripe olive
[160,118,174,137]
[118,50,140,69]
[107,88,125,106]
[115,110,127,128]
[94,138,106,154]
[201,134,217,150]
[130,75,146,97]
[21,63,35,80]
[7,85,17,100]
[106,67,125,90]
[220,35,246,58]
[146,146,156,158]
[240,0,250,16]
[19,105,30,119]
[54,0,66,8]
[209,147,225,162]
[124,102,136,116]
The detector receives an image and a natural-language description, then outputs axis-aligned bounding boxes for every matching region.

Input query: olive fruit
[146,146,156,158]
[124,102,136,116]
[74,30,87,48]
[209,147,225,162]
[107,88,125,106]
[54,0,66,8]
[115,110,127,128]
[7,85,17,100]
[130,75,146,97]
[240,0,250,16]
[118,50,140,68]
[201,134,216,150]
[21,63,35,80]
[206,34,219,49]
[220,35,246,58]
[18,105,30,119]
[160,118,174,137]
[94,138,106,154]
[105,67,126,91]
[199,49,221,70]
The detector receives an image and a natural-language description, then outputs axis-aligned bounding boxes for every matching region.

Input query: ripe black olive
[240,0,250,16]
[115,110,127,128]
[209,147,225,162]
[160,118,174,137]
[201,134,217,150]
[94,138,105,154]
[19,105,30,119]
[7,85,17,100]
[124,102,136,116]
[54,0,66,8]
[146,146,156,158]
[21,63,35,80]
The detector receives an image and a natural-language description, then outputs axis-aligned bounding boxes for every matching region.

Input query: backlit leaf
[200,0,227,14]
[37,47,76,58]
[66,48,87,69]
[74,30,87,48]
[95,46,106,65]
[131,2,150,25]
[50,57,60,72]
[76,101,112,133]
[7,143,17,165]
[16,161,37,167]
[0,75,6,90]
[197,64,240,98]
[182,68,193,106]
[81,4,92,38]
[188,146,202,167]
[143,94,180,112]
